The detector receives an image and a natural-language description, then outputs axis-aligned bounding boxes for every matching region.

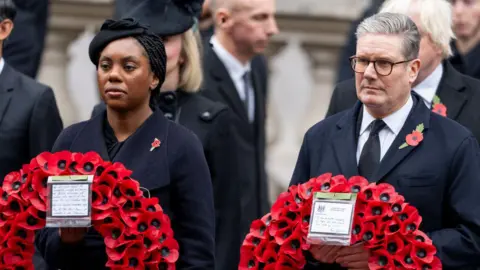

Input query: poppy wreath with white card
[0,151,178,269]
[239,173,441,270]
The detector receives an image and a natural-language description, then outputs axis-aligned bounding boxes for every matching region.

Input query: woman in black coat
[93,1,243,269]
[36,18,215,269]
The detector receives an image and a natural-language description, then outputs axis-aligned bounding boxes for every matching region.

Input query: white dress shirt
[210,36,255,122]
[356,95,413,163]
[413,64,443,108]
[0,58,5,75]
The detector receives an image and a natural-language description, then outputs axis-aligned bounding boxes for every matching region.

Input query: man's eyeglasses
[349,56,414,76]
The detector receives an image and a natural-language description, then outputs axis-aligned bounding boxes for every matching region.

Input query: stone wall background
[38,0,370,202]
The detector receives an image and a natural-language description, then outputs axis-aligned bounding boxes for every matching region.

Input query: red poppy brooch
[150,138,161,152]
[432,95,447,117]
[399,124,424,149]
[0,151,179,269]
[239,173,441,270]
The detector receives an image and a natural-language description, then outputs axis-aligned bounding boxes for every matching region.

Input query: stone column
[37,29,79,127]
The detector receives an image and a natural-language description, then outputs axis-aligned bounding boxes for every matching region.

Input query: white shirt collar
[413,64,443,106]
[0,58,5,75]
[210,36,251,80]
[360,94,413,136]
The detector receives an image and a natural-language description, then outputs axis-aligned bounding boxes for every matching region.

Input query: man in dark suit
[3,0,49,78]
[327,0,480,144]
[292,12,480,269]
[201,0,278,242]
[0,2,62,270]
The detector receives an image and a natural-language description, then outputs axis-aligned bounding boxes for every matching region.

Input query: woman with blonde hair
[93,0,242,269]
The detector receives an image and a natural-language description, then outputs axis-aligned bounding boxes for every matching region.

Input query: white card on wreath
[45,175,94,228]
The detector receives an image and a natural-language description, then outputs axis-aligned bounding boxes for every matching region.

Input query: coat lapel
[69,111,110,160]
[436,61,467,120]
[372,94,431,182]
[206,46,249,122]
[332,102,361,178]
[0,65,15,127]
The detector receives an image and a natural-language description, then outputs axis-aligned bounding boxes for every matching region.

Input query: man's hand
[335,244,370,269]
[309,245,343,263]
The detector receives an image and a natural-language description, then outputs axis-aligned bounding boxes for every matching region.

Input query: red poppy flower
[269,216,296,245]
[311,173,332,191]
[106,239,141,262]
[353,221,382,248]
[122,245,146,270]
[143,249,162,266]
[239,245,258,270]
[3,171,25,195]
[6,236,35,255]
[39,151,73,175]
[243,232,264,248]
[1,193,27,217]
[363,200,390,222]
[394,244,418,269]
[96,162,132,185]
[95,217,126,249]
[299,202,312,235]
[259,246,277,266]
[142,197,163,213]
[250,219,269,239]
[432,103,447,117]
[159,237,179,263]
[357,183,378,202]
[91,208,115,221]
[276,252,306,269]
[406,130,423,147]
[16,206,46,230]
[105,257,128,269]
[70,151,104,175]
[329,175,350,192]
[4,224,36,244]
[383,233,405,257]
[261,213,273,227]
[0,247,32,265]
[92,185,113,211]
[30,169,49,198]
[348,176,369,193]
[410,239,437,264]
[252,238,268,262]
[407,230,433,246]
[368,249,394,269]
[271,192,295,220]
[131,210,170,235]
[395,204,422,235]
[372,183,403,205]
[119,201,146,229]
[420,256,442,269]
[297,182,314,201]
[281,226,309,259]
[114,179,143,202]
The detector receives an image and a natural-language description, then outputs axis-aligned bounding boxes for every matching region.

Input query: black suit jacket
[326,61,480,143]
[201,44,270,243]
[36,109,215,270]
[292,93,480,269]
[0,63,63,181]
[91,91,242,270]
[3,0,49,78]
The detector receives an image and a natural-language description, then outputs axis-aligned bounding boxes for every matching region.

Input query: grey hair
[355,12,420,60]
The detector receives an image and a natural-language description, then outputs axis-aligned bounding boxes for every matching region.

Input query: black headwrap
[88,18,167,109]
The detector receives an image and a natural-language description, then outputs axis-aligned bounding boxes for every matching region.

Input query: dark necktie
[242,71,252,121]
[358,119,386,180]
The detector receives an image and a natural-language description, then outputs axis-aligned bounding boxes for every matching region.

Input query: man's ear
[0,19,13,41]
[214,8,233,29]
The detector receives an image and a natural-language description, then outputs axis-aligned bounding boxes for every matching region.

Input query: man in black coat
[327,0,480,143]
[201,0,278,242]
[293,12,480,269]
[0,2,62,270]
[3,0,49,78]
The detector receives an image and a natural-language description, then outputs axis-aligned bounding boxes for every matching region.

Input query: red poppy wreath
[239,173,442,270]
[0,151,178,270]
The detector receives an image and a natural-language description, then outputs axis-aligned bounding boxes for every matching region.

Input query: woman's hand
[59,228,87,244]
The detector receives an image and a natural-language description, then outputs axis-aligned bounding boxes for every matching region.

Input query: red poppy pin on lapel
[399,124,424,149]
[432,95,447,117]
[150,138,161,152]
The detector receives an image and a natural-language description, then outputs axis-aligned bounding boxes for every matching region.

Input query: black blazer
[0,63,63,181]
[36,110,215,270]
[91,91,242,270]
[201,44,270,241]
[326,61,480,142]
[292,94,480,269]
[4,0,49,78]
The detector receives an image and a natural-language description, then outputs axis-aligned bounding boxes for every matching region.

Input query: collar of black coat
[435,60,468,119]
[332,92,431,182]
